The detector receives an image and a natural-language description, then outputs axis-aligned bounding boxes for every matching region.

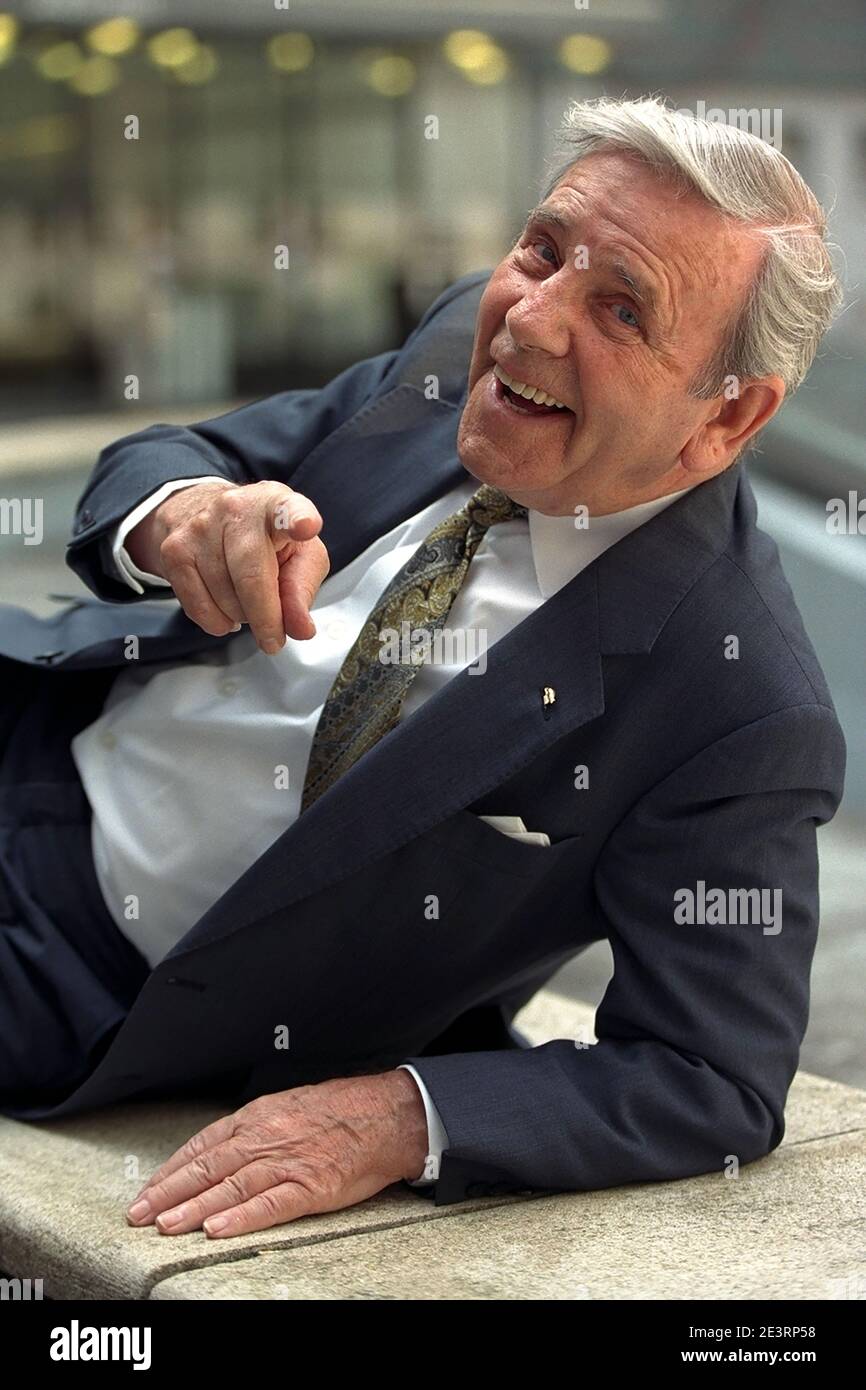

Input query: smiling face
[457,151,783,516]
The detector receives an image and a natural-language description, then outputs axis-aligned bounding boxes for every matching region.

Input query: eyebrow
[522,205,570,235]
[521,205,660,320]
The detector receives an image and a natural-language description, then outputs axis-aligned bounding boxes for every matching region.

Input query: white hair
[543,96,842,401]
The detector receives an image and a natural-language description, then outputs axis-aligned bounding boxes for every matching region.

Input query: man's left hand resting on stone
[126,1071,427,1237]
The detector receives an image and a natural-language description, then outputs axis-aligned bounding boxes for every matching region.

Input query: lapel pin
[541,685,556,720]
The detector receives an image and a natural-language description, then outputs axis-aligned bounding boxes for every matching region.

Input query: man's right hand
[125,480,330,653]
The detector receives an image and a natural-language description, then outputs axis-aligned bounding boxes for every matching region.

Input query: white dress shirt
[71,470,692,1185]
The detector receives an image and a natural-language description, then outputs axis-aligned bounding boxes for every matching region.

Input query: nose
[504,281,572,359]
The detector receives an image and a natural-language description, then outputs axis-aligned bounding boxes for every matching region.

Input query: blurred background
[0,0,863,1083]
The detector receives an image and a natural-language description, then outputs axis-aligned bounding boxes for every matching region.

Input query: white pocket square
[478,814,551,847]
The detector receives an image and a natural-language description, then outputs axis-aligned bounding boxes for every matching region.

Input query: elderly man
[0,97,844,1238]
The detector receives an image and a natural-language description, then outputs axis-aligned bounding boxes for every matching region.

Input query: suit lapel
[169,460,746,959]
[595,457,746,654]
[289,383,470,574]
[168,564,605,958]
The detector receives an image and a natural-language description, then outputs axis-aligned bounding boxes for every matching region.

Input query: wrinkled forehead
[542,151,765,310]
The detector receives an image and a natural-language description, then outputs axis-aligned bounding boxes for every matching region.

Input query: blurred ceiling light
[443,30,493,71]
[69,54,120,96]
[0,13,18,65]
[36,41,84,81]
[365,54,415,97]
[174,43,218,85]
[462,47,509,85]
[558,34,612,75]
[85,18,140,57]
[147,27,199,69]
[442,29,509,85]
[267,33,313,73]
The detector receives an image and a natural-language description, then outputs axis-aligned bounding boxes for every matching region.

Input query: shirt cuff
[112,476,229,593]
[397,1063,450,1187]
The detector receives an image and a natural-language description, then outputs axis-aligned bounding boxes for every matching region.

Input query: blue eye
[530,240,557,266]
[615,303,640,328]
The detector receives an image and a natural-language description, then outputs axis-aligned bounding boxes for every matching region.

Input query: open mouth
[492,363,573,418]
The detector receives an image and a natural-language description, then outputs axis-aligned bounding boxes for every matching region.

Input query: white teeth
[493,363,568,410]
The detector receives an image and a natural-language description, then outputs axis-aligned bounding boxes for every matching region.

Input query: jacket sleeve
[403,702,846,1206]
[64,350,399,602]
[65,272,486,603]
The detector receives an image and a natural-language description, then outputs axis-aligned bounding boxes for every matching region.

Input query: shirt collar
[528,484,698,600]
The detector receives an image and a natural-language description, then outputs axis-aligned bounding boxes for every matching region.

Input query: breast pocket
[416,810,587,964]
[429,809,584,879]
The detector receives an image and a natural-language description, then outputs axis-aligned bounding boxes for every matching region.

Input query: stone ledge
[1,993,863,1300]
[150,1129,866,1301]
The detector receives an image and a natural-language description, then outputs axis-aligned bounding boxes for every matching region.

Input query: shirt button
[100,731,117,750]
[219,678,239,696]
[325,619,347,640]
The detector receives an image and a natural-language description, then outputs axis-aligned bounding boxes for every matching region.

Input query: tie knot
[468,483,528,531]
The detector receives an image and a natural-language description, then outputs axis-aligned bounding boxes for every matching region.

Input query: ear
[681,375,785,475]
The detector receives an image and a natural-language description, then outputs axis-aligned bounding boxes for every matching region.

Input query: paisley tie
[301,483,528,811]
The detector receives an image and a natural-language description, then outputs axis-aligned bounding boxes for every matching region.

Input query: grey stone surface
[150,1131,866,1301]
[1,991,863,1301]
[0,992,586,1299]
[0,1099,517,1301]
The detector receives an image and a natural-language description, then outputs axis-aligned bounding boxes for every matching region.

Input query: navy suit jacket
[0,271,846,1205]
